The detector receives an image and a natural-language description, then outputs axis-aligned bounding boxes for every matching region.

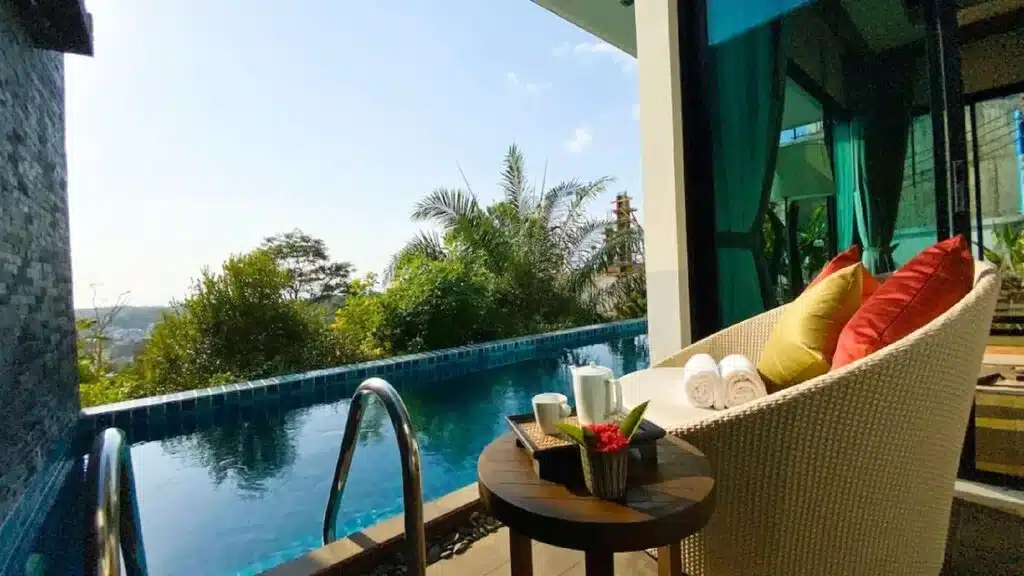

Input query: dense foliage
[377,256,498,352]
[387,145,637,336]
[132,250,341,395]
[78,146,646,407]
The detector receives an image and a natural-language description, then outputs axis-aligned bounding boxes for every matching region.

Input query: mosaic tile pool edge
[0,440,74,576]
[78,319,647,440]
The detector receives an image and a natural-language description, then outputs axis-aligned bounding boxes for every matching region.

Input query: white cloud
[565,126,593,154]
[552,42,571,58]
[506,72,550,95]
[572,41,619,56]
[557,41,636,73]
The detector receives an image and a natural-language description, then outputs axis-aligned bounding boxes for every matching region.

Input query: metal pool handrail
[85,428,149,576]
[323,378,426,575]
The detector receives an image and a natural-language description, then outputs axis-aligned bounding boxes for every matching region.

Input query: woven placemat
[517,414,626,451]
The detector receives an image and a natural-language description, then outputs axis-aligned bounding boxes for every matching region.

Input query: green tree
[134,250,338,394]
[261,229,354,303]
[387,144,633,336]
[376,256,497,353]
[330,273,388,360]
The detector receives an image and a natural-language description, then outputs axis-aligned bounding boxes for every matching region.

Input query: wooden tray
[505,411,666,483]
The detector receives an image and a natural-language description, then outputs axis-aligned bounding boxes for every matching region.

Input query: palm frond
[501,144,531,214]
[411,188,480,228]
[384,231,448,285]
[539,179,583,225]
[561,177,613,229]
[566,218,644,293]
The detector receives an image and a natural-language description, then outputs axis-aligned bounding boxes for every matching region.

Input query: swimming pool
[51,334,649,575]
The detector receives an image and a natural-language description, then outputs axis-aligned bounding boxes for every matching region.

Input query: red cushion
[811,245,881,301]
[832,235,973,369]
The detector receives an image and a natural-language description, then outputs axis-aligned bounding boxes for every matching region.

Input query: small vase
[579,446,629,499]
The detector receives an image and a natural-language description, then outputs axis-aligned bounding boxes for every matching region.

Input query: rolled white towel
[719,354,767,408]
[682,353,722,409]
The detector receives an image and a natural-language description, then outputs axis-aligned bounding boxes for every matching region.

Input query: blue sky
[66,0,641,307]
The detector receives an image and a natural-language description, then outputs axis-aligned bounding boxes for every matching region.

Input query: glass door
[679,0,973,330]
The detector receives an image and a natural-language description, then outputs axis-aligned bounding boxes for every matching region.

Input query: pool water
[50,335,648,575]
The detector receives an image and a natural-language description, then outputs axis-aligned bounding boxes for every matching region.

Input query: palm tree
[388,144,641,331]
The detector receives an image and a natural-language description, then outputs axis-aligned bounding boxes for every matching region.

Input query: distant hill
[74,306,172,365]
[74,306,171,331]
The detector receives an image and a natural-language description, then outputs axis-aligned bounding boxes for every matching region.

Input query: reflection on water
[128,335,648,576]
[161,409,305,498]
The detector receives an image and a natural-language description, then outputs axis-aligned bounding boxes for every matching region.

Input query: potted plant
[556,401,649,500]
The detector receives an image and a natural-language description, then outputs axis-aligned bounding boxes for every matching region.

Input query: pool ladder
[83,377,424,576]
[84,428,149,576]
[323,377,427,576]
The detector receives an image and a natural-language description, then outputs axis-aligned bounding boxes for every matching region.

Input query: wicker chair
[622,261,1000,576]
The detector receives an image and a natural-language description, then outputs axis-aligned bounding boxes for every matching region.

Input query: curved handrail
[323,378,425,575]
[84,428,148,576]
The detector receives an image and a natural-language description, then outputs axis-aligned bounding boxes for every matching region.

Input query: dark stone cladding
[0,1,79,573]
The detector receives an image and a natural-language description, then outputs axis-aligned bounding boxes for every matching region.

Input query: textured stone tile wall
[0,0,78,571]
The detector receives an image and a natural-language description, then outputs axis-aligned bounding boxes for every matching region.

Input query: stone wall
[0,0,78,572]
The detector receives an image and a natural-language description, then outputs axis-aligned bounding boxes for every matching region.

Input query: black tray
[505,411,666,483]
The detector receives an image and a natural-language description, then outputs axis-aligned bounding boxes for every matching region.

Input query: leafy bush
[376,256,498,353]
[986,223,1024,277]
[330,274,388,361]
[132,250,336,394]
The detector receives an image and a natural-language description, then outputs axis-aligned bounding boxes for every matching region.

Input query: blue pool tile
[95,413,113,430]
[165,400,181,416]
[113,411,131,428]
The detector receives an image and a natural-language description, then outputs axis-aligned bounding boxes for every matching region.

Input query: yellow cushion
[758,264,864,389]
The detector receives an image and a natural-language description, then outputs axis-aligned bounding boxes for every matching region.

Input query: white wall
[635,0,692,364]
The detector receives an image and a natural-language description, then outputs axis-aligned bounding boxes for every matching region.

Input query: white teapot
[570,363,622,426]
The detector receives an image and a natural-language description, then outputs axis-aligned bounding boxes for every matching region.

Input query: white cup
[532,393,571,435]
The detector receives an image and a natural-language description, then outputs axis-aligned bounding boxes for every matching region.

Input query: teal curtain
[711,22,787,327]
[830,119,862,252]
[850,53,915,273]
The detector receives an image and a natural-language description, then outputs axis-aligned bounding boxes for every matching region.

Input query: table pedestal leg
[584,550,614,576]
[509,529,533,576]
[657,541,682,576]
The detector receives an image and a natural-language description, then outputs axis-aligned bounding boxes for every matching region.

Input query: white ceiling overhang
[530,0,637,56]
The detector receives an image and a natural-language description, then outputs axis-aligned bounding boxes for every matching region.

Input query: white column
[635,0,692,364]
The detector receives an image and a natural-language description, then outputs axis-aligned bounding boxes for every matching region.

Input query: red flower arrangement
[585,423,630,453]
[555,401,649,499]
[556,400,649,453]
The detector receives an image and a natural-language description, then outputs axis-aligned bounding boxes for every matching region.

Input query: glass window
[701,0,935,327]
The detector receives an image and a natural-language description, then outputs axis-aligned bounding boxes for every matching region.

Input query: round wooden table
[477,433,715,576]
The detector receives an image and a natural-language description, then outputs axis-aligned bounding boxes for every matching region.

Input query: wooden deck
[426,527,660,575]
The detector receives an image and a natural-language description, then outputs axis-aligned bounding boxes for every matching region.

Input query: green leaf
[556,422,586,446]
[618,400,650,441]
[582,425,597,448]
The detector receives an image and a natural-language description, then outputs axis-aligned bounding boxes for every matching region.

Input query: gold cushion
[758,264,864,389]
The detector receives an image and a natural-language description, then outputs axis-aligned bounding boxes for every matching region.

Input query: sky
[66,0,642,308]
